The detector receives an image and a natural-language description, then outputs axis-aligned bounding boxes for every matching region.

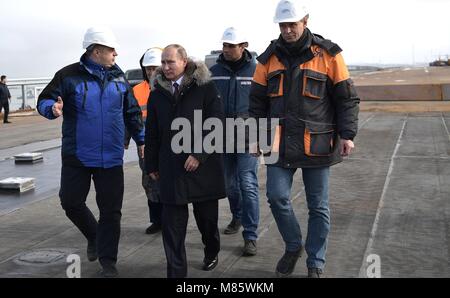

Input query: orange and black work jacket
[125,49,156,148]
[133,80,150,121]
[249,29,360,168]
[124,80,150,147]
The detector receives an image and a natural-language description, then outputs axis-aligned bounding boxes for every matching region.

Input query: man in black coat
[0,75,12,124]
[145,44,226,278]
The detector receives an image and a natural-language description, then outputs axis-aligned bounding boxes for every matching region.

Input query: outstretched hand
[52,96,63,117]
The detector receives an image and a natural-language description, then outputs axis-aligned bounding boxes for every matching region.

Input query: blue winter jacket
[209,50,256,118]
[37,54,144,168]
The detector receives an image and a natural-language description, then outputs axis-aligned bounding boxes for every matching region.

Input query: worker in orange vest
[126,47,163,234]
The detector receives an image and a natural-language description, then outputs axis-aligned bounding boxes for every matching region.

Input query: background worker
[210,27,260,256]
[126,47,163,235]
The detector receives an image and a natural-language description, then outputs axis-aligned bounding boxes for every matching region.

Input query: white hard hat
[221,27,248,45]
[82,26,119,49]
[273,0,308,23]
[142,48,163,67]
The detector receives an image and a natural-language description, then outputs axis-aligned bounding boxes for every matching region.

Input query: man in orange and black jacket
[126,48,163,235]
[249,0,360,278]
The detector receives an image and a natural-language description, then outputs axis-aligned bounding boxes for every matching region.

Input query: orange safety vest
[132,80,150,120]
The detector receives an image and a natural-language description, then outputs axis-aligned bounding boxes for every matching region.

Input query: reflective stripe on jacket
[210,50,256,118]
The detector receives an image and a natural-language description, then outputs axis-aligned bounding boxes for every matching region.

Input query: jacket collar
[79,53,124,81]
[151,59,211,94]
[257,28,342,65]
[275,28,312,58]
[216,49,253,72]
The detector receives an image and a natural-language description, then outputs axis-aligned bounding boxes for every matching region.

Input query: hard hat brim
[273,16,305,23]
[83,41,119,50]
[142,62,160,67]
[221,39,248,45]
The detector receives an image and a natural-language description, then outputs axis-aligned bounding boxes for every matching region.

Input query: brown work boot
[242,239,257,256]
[307,267,323,278]
[224,219,241,234]
[275,246,304,277]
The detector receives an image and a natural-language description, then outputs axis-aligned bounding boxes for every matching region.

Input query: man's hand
[149,172,160,181]
[340,139,355,156]
[249,142,262,157]
[124,144,129,150]
[52,96,63,117]
[184,155,200,172]
[138,145,145,159]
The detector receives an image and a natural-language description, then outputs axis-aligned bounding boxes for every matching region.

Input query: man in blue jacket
[210,27,260,256]
[37,26,144,278]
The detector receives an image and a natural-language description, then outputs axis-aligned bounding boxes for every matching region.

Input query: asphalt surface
[352,66,450,86]
[0,111,448,278]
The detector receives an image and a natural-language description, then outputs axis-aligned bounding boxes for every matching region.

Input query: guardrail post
[21,85,26,110]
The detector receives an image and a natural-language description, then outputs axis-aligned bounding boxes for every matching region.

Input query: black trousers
[59,165,124,265]
[162,200,220,278]
[0,101,9,123]
[140,156,162,225]
[148,199,162,225]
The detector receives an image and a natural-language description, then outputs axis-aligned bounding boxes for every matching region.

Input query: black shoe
[307,267,323,278]
[224,219,241,235]
[3,121,11,124]
[202,256,218,271]
[145,223,162,234]
[242,239,257,256]
[99,263,118,278]
[87,241,97,262]
[275,246,304,277]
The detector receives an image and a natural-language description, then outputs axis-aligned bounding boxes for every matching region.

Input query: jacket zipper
[82,81,88,109]
[114,81,123,102]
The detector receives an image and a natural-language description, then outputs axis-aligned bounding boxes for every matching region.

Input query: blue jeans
[224,153,259,240]
[266,166,330,269]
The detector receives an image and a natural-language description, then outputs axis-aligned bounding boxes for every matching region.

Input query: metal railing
[6,78,52,112]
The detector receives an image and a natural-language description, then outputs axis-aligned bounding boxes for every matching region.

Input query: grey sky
[1,0,449,78]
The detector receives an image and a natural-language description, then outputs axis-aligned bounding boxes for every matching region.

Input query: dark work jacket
[210,50,256,151]
[145,60,226,205]
[0,83,11,102]
[210,50,256,118]
[250,29,360,168]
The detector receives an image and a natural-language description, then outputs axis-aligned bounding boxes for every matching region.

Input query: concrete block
[0,177,35,192]
[14,153,43,163]
[442,84,450,101]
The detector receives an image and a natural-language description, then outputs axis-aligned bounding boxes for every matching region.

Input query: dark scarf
[223,50,249,73]
[277,28,312,60]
